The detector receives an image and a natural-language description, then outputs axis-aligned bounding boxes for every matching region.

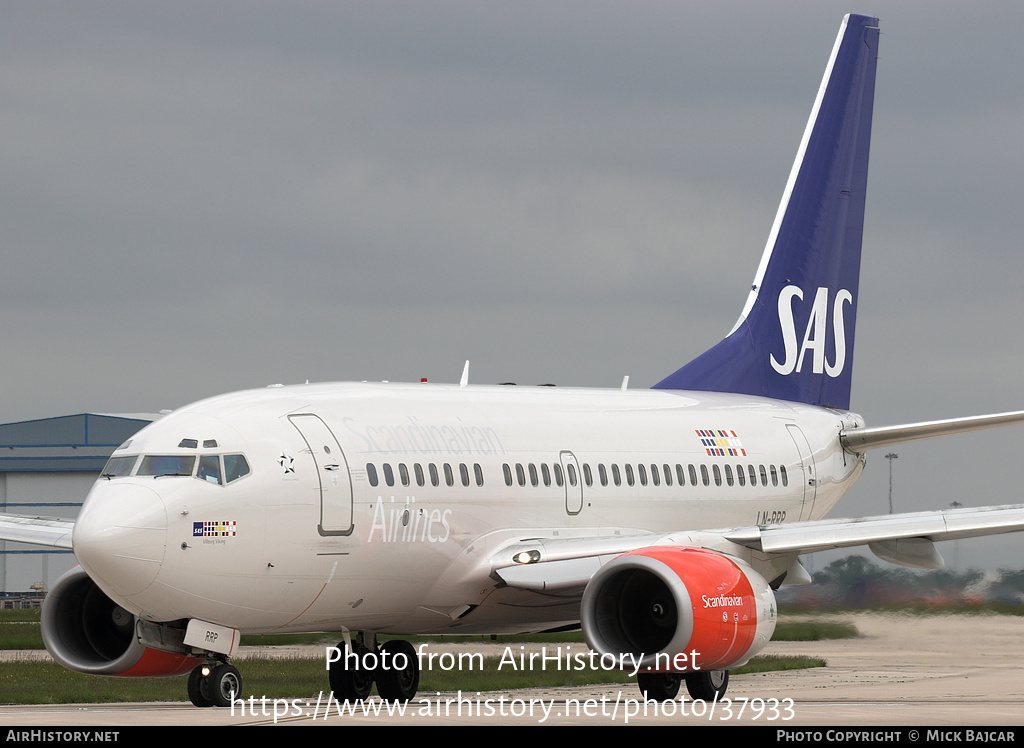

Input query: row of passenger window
[366,461,484,488]
[365,459,789,491]
[504,461,789,489]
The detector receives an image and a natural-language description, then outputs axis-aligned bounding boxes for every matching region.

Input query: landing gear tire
[210,663,242,708]
[375,640,420,702]
[329,641,374,701]
[187,665,214,708]
[684,669,728,701]
[637,672,681,701]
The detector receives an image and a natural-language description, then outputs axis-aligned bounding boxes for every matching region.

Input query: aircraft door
[785,423,817,520]
[289,414,354,536]
[560,450,583,515]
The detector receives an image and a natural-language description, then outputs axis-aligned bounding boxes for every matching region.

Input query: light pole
[950,501,962,569]
[885,452,898,513]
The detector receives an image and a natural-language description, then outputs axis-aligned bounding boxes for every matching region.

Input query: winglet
[654,14,879,411]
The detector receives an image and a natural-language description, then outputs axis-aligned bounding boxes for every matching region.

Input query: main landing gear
[637,669,729,702]
[328,634,420,703]
[188,661,242,708]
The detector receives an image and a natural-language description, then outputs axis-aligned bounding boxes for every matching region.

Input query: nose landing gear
[187,661,242,708]
[185,631,421,707]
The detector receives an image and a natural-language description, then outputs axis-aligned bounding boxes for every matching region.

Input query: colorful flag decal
[193,521,237,537]
[696,429,747,457]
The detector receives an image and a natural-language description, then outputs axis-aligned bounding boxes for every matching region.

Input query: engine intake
[42,567,200,677]
[580,546,776,672]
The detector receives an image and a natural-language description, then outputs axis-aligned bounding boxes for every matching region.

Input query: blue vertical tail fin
[653,14,879,410]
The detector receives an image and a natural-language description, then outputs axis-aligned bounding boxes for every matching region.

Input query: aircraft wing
[0,513,75,550]
[492,503,1024,591]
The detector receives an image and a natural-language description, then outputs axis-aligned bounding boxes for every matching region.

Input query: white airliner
[3,13,1024,708]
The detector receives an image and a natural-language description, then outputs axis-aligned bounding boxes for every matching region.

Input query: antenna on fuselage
[460,360,469,387]
[621,376,629,391]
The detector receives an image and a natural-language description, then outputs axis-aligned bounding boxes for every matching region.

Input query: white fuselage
[72,381,865,636]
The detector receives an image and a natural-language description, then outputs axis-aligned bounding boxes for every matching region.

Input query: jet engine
[580,546,776,673]
[42,567,201,677]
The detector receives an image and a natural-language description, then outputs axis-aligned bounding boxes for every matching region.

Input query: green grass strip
[0,654,822,705]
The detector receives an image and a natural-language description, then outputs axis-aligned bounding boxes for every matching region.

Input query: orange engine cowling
[580,546,776,672]
[42,567,202,677]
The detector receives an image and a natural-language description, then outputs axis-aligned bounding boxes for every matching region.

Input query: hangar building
[0,413,156,597]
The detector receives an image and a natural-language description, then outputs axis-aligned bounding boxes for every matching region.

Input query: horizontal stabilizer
[841,410,1024,453]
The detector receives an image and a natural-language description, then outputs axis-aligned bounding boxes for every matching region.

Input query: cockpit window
[224,454,250,483]
[103,452,249,484]
[101,455,137,478]
[138,455,196,477]
[197,455,222,484]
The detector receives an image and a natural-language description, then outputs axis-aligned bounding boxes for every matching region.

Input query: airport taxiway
[1,612,1021,726]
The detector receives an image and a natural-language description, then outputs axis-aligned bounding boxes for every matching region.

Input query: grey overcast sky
[3,2,1023,568]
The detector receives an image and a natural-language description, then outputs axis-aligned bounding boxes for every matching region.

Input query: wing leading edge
[493,503,1024,592]
[0,513,75,550]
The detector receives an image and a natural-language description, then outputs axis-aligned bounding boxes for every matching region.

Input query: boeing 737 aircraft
[4,13,1024,708]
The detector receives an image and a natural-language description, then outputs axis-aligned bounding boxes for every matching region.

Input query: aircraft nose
[73,482,168,599]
